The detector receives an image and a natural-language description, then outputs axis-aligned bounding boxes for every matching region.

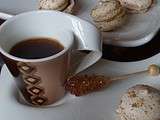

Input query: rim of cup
[0,11,74,63]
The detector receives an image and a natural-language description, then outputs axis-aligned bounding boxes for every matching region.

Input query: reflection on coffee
[9,37,64,59]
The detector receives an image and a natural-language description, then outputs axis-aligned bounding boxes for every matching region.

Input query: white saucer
[1,53,160,120]
[0,0,160,47]
[77,0,160,47]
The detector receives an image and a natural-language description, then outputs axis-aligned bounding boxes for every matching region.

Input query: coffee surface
[9,37,64,59]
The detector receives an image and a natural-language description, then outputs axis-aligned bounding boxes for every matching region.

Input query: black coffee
[9,37,64,59]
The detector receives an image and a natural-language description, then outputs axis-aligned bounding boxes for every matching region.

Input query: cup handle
[70,19,102,75]
[0,12,13,20]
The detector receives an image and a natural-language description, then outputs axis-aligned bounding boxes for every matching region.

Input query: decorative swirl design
[17,62,48,106]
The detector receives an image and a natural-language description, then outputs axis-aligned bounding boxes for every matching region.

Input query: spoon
[65,64,160,96]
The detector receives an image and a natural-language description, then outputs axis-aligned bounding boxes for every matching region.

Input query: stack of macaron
[91,0,127,31]
[39,0,75,14]
[119,0,153,13]
[38,0,155,31]
[90,0,154,31]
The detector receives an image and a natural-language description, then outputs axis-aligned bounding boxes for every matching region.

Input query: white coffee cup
[0,10,102,106]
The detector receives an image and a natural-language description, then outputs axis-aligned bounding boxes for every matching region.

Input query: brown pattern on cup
[31,96,48,106]
[17,62,48,106]
[27,86,44,96]
[23,75,41,85]
[17,62,36,74]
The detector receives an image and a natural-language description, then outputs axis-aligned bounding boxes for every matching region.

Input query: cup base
[18,91,76,108]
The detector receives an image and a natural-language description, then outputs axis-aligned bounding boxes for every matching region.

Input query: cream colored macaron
[94,9,126,31]
[91,0,123,22]
[118,0,153,13]
[116,85,160,120]
[39,0,69,11]
[39,0,75,14]
[91,0,127,31]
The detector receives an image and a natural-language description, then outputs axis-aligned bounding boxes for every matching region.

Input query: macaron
[116,85,160,120]
[91,0,127,31]
[39,0,75,14]
[118,0,153,13]
[91,0,123,22]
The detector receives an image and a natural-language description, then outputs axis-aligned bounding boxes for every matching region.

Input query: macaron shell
[119,0,153,13]
[94,9,127,31]
[127,0,154,13]
[91,6,123,22]
[91,0,122,22]
[39,0,69,11]
[127,7,148,13]
[55,0,69,11]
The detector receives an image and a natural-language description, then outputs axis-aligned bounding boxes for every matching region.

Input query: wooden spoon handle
[110,70,148,81]
[109,64,160,82]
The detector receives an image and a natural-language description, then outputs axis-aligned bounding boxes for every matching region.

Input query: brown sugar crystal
[65,75,111,96]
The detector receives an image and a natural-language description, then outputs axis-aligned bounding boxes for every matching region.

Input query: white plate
[0,0,160,47]
[1,53,160,120]
[77,0,160,47]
